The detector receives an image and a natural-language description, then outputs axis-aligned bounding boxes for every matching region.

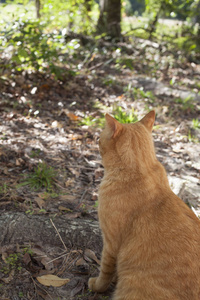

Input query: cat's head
[99,111,156,170]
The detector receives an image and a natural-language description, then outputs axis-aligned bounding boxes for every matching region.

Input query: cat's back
[122,189,200,261]
[116,191,200,300]
[96,112,200,299]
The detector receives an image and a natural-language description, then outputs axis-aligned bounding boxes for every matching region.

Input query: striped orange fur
[88,111,200,300]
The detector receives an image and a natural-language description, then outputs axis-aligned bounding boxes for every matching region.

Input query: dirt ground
[0,36,200,299]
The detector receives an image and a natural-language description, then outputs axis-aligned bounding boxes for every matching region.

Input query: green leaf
[12,55,21,64]
[18,48,29,58]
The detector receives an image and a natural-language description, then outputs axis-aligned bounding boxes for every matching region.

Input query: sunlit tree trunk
[195,0,200,38]
[97,0,121,39]
[35,0,41,19]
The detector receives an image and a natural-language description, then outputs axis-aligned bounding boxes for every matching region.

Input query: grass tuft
[21,162,57,191]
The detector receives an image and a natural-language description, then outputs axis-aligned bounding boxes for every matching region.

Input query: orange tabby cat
[88,111,200,300]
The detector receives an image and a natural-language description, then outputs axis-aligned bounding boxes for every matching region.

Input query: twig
[76,185,90,208]
[53,179,69,190]
[79,188,88,203]
[47,251,68,264]
[50,218,68,251]
[31,276,54,300]
[57,250,82,275]
[88,62,104,71]
[66,164,98,170]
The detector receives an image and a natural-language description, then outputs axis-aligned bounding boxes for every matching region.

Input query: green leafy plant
[192,119,200,129]
[124,86,155,103]
[113,106,138,124]
[80,115,105,127]
[133,88,155,103]
[102,75,117,87]
[0,247,33,275]
[115,57,134,70]
[30,149,41,158]
[0,183,8,195]
[1,253,22,274]
[80,115,95,126]
[25,208,34,215]
[22,247,33,255]
[175,96,195,111]
[0,18,70,78]
[18,292,24,298]
[94,201,98,208]
[22,162,56,191]
[188,130,199,143]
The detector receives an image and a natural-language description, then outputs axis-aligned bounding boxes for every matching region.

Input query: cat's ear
[105,114,123,138]
[140,110,155,131]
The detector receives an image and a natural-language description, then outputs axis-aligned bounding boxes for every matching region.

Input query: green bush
[0,18,68,78]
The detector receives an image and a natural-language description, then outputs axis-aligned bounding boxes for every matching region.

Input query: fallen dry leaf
[67,112,79,121]
[39,83,50,91]
[68,167,80,177]
[16,158,24,166]
[70,279,86,297]
[58,205,72,212]
[23,252,45,273]
[34,197,45,209]
[72,257,90,275]
[64,178,75,187]
[59,194,76,201]
[3,167,9,175]
[60,109,79,121]
[64,212,81,219]
[23,252,32,265]
[84,249,100,265]
[40,257,55,272]
[36,274,70,287]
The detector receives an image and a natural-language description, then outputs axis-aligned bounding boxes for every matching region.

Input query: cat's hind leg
[88,247,116,293]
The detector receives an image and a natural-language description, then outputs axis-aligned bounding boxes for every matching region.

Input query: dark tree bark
[35,0,41,19]
[193,0,200,24]
[148,2,164,40]
[0,212,102,253]
[97,0,121,39]
[195,0,200,39]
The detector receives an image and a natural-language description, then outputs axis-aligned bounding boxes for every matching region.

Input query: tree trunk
[35,0,41,19]
[195,0,200,39]
[97,0,121,39]
[0,212,102,253]
[148,3,163,40]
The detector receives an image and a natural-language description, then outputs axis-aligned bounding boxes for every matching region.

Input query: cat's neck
[103,158,169,189]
